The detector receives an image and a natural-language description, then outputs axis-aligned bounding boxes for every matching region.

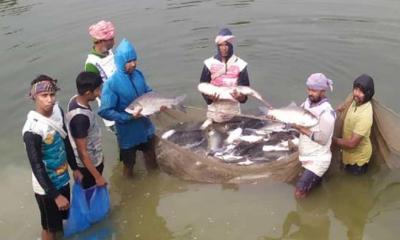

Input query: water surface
[1,0,400,239]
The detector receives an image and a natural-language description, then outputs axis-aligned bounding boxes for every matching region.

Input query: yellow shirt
[342,101,373,166]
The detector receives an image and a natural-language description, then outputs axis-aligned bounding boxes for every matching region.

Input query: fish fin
[125,108,134,114]
[173,95,187,113]
[174,94,186,104]
[258,106,270,115]
[287,101,298,107]
[200,119,213,130]
[176,104,186,113]
[161,129,176,139]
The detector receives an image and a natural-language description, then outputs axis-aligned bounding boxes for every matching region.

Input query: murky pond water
[1,0,400,239]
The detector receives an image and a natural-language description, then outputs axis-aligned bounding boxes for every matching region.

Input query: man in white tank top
[291,73,336,199]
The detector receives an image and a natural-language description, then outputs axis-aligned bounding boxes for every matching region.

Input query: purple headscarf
[306,73,334,91]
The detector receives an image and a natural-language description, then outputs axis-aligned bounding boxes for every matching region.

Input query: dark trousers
[119,136,156,169]
[344,163,368,175]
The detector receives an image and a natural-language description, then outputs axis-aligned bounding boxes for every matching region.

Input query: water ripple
[228,20,252,26]
[3,27,21,35]
[166,0,205,10]
[0,0,39,17]
[216,0,254,8]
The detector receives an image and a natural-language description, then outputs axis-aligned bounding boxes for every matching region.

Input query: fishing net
[151,107,301,184]
[152,96,400,184]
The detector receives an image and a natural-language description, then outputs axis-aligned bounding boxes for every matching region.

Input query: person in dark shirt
[66,72,106,189]
[22,75,82,240]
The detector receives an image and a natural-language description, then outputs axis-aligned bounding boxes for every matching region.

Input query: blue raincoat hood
[98,38,155,149]
[114,38,137,72]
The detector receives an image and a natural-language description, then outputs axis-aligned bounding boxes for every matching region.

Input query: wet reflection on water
[108,166,182,239]
[263,191,331,240]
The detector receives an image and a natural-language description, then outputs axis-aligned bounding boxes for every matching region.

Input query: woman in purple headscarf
[199,28,250,123]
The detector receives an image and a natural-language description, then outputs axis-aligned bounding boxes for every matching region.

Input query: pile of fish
[161,116,300,166]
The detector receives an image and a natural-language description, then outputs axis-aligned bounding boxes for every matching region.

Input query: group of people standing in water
[197,27,375,199]
[22,20,375,239]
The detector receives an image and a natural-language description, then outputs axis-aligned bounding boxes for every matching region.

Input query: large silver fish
[260,102,318,128]
[125,92,186,116]
[198,83,271,107]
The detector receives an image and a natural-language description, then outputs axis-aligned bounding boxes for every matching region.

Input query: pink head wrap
[88,20,115,41]
[214,28,235,45]
[306,73,334,91]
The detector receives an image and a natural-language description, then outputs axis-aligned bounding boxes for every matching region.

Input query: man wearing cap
[292,73,336,199]
[22,75,82,239]
[85,20,116,132]
[199,28,250,123]
[333,74,375,175]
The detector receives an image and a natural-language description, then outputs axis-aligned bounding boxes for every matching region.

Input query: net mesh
[152,98,400,183]
[151,107,301,184]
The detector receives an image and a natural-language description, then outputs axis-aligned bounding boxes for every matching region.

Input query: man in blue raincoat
[98,38,158,177]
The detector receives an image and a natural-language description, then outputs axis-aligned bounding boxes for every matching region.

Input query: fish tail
[175,104,186,113]
[174,94,187,112]
[174,94,186,104]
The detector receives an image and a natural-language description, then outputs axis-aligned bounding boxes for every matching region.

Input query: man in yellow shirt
[333,74,375,175]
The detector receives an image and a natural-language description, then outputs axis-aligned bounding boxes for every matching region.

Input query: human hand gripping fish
[131,104,168,119]
[131,105,143,119]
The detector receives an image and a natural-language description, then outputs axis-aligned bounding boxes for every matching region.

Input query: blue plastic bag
[64,182,111,237]
[64,182,91,237]
[87,186,110,224]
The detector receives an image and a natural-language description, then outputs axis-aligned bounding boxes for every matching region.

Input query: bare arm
[75,137,107,186]
[333,133,363,150]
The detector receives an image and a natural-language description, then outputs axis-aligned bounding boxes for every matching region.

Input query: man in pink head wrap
[85,20,117,132]
[85,20,116,80]
[291,73,336,199]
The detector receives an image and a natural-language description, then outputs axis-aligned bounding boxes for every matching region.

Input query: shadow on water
[262,163,400,240]
[262,186,331,240]
[326,173,376,240]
